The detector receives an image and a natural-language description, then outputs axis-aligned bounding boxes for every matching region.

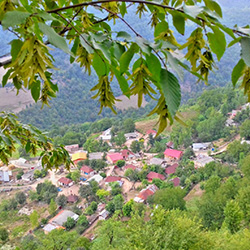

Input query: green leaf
[112,67,130,96]
[119,43,138,74]
[116,31,132,41]
[92,53,107,76]
[207,26,226,60]
[38,23,71,55]
[111,43,125,61]
[231,59,246,87]
[228,37,242,48]
[166,51,184,81]
[154,21,169,37]
[11,39,23,61]
[25,141,31,153]
[80,35,94,54]
[240,37,250,67]
[70,37,80,63]
[160,69,181,119]
[171,12,185,35]
[2,69,13,87]
[37,11,57,21]
[120,2,127,17]
[2,11,30,29]
[135,37,151,55]
[211,1,222,17]
[183,5,203,18]
[92,41,111,62]
[146,53,161,82]
[31,81,41,102]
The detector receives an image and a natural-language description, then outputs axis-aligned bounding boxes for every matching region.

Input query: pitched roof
[107,153,123,163]
[58,177,73,185]
[67,194,79,203]
[80,165,94,174]
[165,163,178,175]
[72,152,87,161]
[121,149,134,158]
[147,171,165,180]
[105,176,121,182]
[146,129,157,135]
[171,177,180,187]
[164,149,183,159]
[166,141,174,147]
[124,164,137,170]
[138,184,158,200]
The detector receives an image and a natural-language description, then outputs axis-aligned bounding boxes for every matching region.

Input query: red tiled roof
[121,149,134,158]
[138,189,154,200]
[137,184,158,200]
[124,164,137,170]
[165,163,179,175]
[107,153,123,163]
[67,194,78,203]
[105,176,122,182]
[147,171,165,180]
[164,149,183,159]
[171,177,180,187]
[80,165,94,174]
[146,129,157,135]
[58,177,73,185]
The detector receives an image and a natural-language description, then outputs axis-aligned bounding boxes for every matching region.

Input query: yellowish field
[135,110,198,134]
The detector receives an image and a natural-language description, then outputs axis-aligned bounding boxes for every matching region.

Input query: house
[165,163,178,175]
[225,118,237,127]
[99,128,112,141]
[87,174,103,184]
[121,149,135,160]
[64,144,79,153]
[105,176,123,186]
[99,209,109,220]
[71,151,87,164]
[147,172,165,182]
[89,152,103,160]
[149,158,167,167]
[134,184,158,203]
[21,171,34,182]
[171,177,180,187]
[124,164,137,171]
[192,142,212,151]
[43,210,79,233]
[166,141,174,149]
[80,165,94,177]
[164,148,183,161]
[58,177,73,187]
[146,129,157,138]
[88,214,99,225]
[67,194,79,203]
[106,152,123,164]
[124,132,139,140]
[194,154,214,168]
[0,167,12,182]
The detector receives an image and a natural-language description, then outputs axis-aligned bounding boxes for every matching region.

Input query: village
[1,100,250,241]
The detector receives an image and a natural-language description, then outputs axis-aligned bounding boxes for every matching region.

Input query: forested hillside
[0,1,250,130]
